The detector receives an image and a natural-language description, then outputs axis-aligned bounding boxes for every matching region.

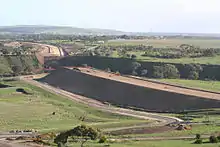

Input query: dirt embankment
[38,68,220,112]
[21,42,64,65]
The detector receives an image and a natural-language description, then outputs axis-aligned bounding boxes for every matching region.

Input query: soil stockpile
[38,68,220,112]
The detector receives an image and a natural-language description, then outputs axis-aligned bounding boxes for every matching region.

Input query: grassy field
[67,139,220,147]
[112,50,220,65]
[0,80,149,132]
[107,39,220,65]
[107,39,220,48]
[155,79,220,92]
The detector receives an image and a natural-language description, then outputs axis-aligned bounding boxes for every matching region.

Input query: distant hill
[0,25,220,37]
[0,25,126,35]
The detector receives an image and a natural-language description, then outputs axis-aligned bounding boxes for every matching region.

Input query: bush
[132,70,138,76]
[194,139,203,144]
[163,64,180,79]
[99,136,107,143]
[196,134,201,140]
[131,54,137,59]
[141,69,148,76]
[152,64,180,79]
[217,136,220,141]
[188,71,199,80]
[152,66,164,78]
[209,135,219,143]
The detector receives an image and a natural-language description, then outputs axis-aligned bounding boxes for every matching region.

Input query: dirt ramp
[38,68,220,112]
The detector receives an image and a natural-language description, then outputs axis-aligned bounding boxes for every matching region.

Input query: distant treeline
[1,34,220,42]
[46,56,220,81]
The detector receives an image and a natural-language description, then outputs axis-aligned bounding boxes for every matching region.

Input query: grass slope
[0,80,148,132]
[155,79,220,92]
[0,56,41,75]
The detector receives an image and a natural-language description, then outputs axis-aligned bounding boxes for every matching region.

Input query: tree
[185,64,203,80]
[54,125,100,147]
[209,135,219,143]
[188,71,199,80]
[98,136,107,143]
[1,48,9,55]
[131,54,137,59]
[196,134,201,140]
[69,125,99,147]
[152,66,164,78]
[54,132,68,145]
[11,65,23,75]
[131,62,141,71]
[163,64,180,79]
[141,69,148,76]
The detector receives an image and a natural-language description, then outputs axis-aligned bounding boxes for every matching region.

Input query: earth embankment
[38,68,220,112]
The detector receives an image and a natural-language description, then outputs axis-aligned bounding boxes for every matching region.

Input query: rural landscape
[0,25,220,147]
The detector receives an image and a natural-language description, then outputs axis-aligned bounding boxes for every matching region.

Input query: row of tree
[97,44,220,59]
[127,62,203,80]
[47,56,220,80]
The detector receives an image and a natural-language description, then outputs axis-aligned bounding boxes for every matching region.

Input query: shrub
[196,134,201,140]
[209,135,219,143]
[188,71,199,80]
[141,69,148,76]
[99,136,107,143]
[152,66,164,78]
[132,70,138,76]
[131,54,137,59]
[163,64,180,79]
[194,139,203,144]
[217,135,220,141]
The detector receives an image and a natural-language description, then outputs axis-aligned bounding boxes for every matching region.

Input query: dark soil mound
[38,68,220,113]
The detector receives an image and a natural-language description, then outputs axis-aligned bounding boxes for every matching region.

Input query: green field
[107,39,220,48]
[67,139,220,147]
[107,39,220,65]
[155,79,220,92]
[110,50,220,65]
[0,80,149,132]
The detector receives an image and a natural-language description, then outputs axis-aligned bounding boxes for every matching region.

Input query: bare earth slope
[22,42,64,64]
[38,68,220,112]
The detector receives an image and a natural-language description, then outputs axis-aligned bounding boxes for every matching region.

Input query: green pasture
[0,80,149,132]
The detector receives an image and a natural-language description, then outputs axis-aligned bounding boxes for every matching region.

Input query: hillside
[0,25,125,35]
[0,56,42,75]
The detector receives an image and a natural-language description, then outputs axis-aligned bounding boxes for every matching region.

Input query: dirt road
[0,141,29,147]
[77,68,220,100]
[22,42,64,65]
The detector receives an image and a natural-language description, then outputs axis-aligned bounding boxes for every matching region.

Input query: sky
[0,0,220,33]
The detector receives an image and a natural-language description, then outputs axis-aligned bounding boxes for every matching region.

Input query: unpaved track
[109,135,210,141]
[20,77,182,125]
[77,68,220,100]
[22,42,64,64]
[0,141,30,147]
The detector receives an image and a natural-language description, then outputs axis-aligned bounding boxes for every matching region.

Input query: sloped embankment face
[38,68,220,112]
[0,56,42,75]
